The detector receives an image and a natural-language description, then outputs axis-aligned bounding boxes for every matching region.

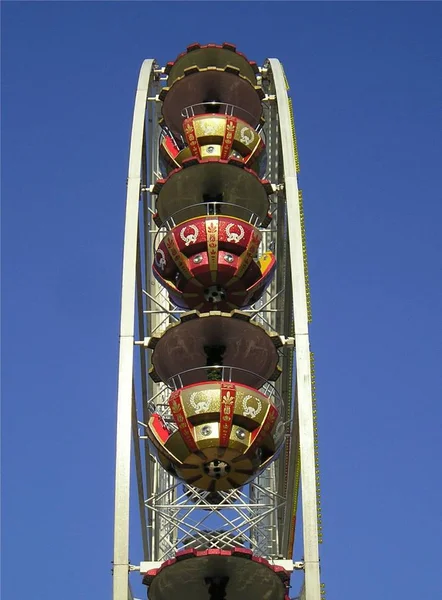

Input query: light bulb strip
[311,351,323,543]
[287,96,300,173]
[298,190,312,323]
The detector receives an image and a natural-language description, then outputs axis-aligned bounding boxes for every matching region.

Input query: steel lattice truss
[144,480,287,562]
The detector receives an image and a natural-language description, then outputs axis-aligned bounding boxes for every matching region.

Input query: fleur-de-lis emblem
[268,409,277,424]
[171,400,181,413]
[226,222,245,244]
[180,224,199,246]
[207,222,217,234]
[223,391,234,405]
[251,232,261,247]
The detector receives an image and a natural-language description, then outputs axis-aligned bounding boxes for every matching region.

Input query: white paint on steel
[139,558,297,572]
[113,59,155,600]
[268,58,321,600]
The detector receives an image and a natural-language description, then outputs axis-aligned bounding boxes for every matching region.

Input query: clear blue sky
[2,2,441,599]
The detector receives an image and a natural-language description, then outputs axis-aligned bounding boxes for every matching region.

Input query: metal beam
[131,383,149,559]
[268,58,321,600]
[113,59,155,600]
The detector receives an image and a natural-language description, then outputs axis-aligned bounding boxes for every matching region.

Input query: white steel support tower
[113,45,323,600]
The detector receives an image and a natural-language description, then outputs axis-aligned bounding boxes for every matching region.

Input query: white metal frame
[113,56,322,600]
[268,58,322,600]
[113,59,156,600]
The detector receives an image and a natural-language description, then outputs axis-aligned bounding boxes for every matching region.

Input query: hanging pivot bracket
[280,336,295,347]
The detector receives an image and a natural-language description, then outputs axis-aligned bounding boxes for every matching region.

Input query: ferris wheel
[112,43,324,600]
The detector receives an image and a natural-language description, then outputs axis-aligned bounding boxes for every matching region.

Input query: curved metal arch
[267,58,321,600]
[113,58,157,600]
